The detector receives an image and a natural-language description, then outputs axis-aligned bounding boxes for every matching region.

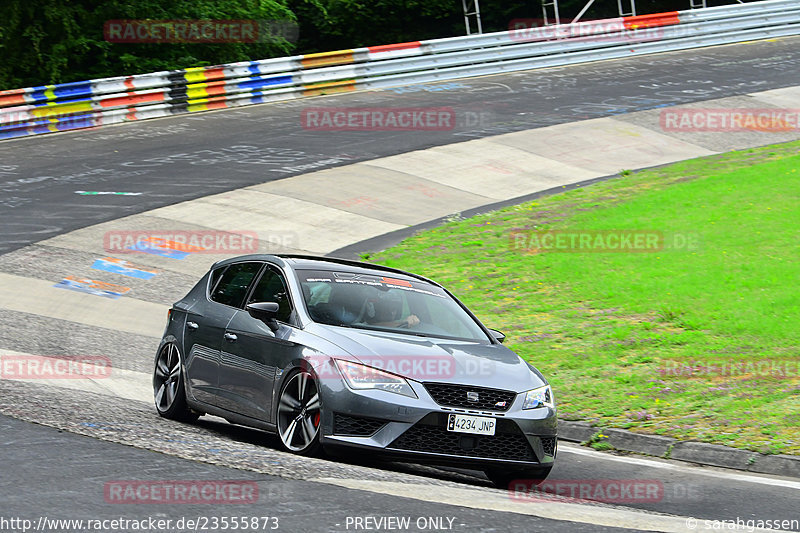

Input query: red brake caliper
[314,412,321,427]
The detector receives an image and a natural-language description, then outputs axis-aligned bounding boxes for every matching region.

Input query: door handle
[224,332,238,342]
[187,321,199,330]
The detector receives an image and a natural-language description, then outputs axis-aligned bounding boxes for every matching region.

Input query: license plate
[447,413,496,436]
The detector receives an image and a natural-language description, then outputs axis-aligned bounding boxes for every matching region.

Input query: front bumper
[318,374,557,469]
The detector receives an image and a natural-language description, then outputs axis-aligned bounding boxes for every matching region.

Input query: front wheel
[153,342,198,422]
[276,369,322,456]
[485,466,552,489]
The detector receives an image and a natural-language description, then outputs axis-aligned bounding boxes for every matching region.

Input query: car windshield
[297,269,491,342]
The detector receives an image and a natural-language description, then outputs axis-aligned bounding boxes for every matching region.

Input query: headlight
[522,385,554,409]
[335,360,417,399]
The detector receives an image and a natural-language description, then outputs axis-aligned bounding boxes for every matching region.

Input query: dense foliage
[0,0,720,90]
[0,0,296,90]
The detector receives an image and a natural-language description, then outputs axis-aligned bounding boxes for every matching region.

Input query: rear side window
[209,266,227,294]
[210,262,263,308]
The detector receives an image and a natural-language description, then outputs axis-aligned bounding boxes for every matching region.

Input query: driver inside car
[365,292,420,328]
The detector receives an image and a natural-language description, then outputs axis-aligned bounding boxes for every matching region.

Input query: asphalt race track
[2,37,800,255]
[2,37,800,532]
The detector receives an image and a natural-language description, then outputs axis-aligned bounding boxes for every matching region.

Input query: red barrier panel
[623,12,681,29]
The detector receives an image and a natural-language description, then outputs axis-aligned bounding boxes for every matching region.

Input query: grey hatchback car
[153,254,557,486]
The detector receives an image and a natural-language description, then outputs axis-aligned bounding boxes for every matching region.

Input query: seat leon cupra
[153,254,557,486]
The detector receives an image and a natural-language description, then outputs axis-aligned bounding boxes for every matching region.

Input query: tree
[0,0,297,90]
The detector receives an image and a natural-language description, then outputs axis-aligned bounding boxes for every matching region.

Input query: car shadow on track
[191,416,495,488]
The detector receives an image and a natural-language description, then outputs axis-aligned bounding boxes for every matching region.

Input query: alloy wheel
[277,370,321,453]
[153,342,197,421]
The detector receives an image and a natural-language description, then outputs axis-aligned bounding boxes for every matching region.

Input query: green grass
[372,141,800,455]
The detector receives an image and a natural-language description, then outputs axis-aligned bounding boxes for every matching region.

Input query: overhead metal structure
[539,0,748,26]
[462,0,483,34]
[542,0,562,25]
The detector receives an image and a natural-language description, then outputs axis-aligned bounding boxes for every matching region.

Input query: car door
[184,261,263,407]
[218,264,303,422]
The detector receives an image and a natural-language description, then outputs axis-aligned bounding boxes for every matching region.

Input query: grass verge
[371,140,800,455]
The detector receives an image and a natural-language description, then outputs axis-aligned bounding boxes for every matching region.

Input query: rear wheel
[276,369,322,456]
[485,466,552,489]
[153,342,199,422]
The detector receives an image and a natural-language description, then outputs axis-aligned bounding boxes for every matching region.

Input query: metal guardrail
[1,0,799,140]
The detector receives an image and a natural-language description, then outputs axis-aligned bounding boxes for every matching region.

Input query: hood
[308,323,547,392]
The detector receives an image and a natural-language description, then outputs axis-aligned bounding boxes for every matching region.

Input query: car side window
[209,266,227,294]
[248,267,293,323]
[210,262,263,308]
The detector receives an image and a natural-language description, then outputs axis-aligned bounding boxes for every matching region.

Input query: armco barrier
[2,0,799,140]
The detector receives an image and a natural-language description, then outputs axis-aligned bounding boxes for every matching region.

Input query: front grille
[389,413,535,461]
[423,383,516,412]
[541,437,557,456]
[333,413,386,437]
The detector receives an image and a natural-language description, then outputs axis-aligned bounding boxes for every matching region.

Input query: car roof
[211,254,440,287]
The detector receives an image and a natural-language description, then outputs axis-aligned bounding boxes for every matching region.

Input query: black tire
[153,342,199,422]
[275,368,323,456]
[485,466,552,489]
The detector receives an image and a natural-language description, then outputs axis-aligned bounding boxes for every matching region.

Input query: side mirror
[488,329,506,344]
[246,302,280,332]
